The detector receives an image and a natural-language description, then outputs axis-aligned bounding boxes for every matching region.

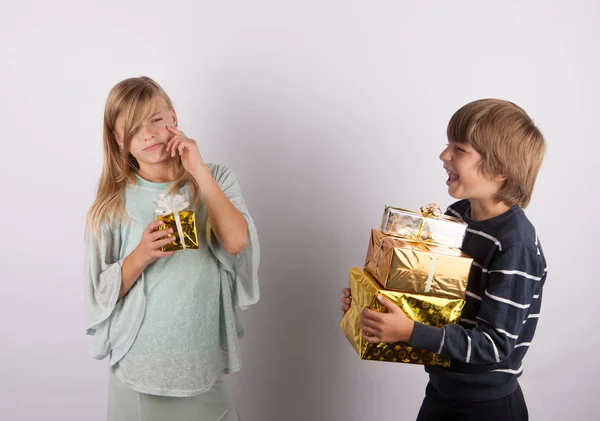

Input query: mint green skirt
[107,369,240,421]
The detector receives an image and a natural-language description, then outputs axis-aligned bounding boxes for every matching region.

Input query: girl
[84,76,259,421]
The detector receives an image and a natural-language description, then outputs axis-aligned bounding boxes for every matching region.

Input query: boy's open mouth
[446,169,459,185]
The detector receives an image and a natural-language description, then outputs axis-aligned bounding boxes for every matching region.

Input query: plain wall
[1,1,599,420]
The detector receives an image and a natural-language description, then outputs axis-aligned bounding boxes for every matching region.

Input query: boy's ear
[494,173,507,182]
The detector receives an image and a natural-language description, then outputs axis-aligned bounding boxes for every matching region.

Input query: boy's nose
[439,146,451,162]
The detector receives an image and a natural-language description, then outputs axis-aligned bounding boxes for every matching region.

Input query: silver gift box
[380,204,468,249]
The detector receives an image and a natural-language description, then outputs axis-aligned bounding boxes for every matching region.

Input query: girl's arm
[192,165,248,255]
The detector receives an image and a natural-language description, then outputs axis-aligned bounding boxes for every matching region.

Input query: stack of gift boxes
[341,204,473,367]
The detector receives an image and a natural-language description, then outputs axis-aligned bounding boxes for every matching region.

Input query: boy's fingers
[361,307,381,322]
[360,317,381,331]
[362,331,380,343]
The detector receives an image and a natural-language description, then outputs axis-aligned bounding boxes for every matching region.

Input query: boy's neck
[468,199,512,221]
[137,162,177,183]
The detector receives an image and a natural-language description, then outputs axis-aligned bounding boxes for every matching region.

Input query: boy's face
[439,141,506,203]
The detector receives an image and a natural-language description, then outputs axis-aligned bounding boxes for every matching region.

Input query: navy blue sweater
[410,200,547,401]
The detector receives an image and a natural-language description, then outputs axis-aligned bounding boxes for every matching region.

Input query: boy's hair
[447,99,546,208]
[86,76,200,237]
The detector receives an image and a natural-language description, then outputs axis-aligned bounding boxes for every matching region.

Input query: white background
[1,1,598,420]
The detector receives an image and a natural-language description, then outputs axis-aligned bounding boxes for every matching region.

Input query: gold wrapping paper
[340,267,465,366]
[155,210,199,251]
[381,204,467,249]
[365,229,472,299]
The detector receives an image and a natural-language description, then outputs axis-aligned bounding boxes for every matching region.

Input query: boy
[341,99,547,420]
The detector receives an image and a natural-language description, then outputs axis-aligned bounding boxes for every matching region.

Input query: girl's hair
[86,76,199,237]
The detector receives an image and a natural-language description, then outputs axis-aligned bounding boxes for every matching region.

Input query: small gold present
[154,192,199,252]
[365,229,472,299]
[340,267,465,366]
[381,203,467,249]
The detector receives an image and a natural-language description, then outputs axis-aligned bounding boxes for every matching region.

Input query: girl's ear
[171,107,178,127]
[113,131,124,149]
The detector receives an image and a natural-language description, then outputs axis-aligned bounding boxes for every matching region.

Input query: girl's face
[114,96,178,168]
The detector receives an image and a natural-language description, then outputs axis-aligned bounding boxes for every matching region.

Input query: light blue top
[84,164,260,397]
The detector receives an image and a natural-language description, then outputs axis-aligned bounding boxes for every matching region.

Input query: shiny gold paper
[340,267,465,366]
[155,210,199,251]
[365,229,472,299]
[381,204,467,249]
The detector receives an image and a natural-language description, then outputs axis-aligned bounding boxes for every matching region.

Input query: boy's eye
[456,146,466,153]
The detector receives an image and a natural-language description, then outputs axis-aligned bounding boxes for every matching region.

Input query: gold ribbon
[414,203,442,242]
[420,203,442,218]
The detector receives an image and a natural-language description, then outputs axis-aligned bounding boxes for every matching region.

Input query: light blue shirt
[84,164,259,397]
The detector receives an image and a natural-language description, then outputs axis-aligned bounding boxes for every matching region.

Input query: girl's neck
[137,162,177,183]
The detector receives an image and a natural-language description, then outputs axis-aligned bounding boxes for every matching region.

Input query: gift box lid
[380,203,468,249]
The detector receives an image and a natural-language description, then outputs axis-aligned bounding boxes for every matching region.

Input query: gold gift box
[341,267,465,366]
[381,204,467,249]
[155,210,199,252]
[365,229,472,299]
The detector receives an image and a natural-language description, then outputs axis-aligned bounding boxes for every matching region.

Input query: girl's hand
[165,126,206,175]
[133,220,177,268]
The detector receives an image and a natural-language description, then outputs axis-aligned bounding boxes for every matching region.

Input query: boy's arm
[410,245,546,364]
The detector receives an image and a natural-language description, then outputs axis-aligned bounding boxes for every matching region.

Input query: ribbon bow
[155,192,190,249]
[420,203,442,218]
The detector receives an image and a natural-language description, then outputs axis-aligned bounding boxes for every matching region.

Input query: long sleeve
[206,164,260,310]
[84,225,123,333]
[83,224,125,359]
[410,244,545,364]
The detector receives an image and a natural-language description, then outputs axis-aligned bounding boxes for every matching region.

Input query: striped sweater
[410,200,547,401]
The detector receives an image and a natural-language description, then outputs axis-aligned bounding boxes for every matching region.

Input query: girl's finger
[166,135,183,152]
[157,236,177,247]
[150,228,173,241]
[147,220,167,233]
[155,251,176,258]
[178,141,190,156]
[166,126,185,136]
[170,139,184,157]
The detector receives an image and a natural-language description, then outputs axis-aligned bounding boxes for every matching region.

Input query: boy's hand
[360,295,415,344]
[340,287,352,314]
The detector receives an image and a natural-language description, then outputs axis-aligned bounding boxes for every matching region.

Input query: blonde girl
[84,76,259,421]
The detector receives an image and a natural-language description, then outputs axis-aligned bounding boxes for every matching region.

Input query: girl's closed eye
[151,117,163,123]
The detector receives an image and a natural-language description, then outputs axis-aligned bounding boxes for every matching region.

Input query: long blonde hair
[86,76,200,237]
